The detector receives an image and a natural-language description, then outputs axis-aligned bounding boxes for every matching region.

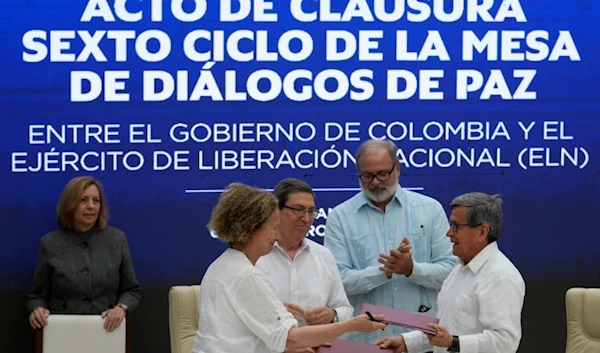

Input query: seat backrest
[35,315,131,353]
[168,285,201,353]
[566,287,600,353]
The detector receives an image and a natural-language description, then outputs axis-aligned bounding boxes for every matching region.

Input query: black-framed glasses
[449,222,480,233]
[358,165,396,183]
[283,205,319,218]
[449,222,470,233]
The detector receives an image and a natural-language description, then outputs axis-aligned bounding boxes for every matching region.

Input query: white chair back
[40,315,127,353]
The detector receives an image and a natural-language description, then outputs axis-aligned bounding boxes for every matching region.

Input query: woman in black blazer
[26,176,141,332]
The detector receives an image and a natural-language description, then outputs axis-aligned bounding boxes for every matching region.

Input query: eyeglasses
[283,205,319,218]
[448,222,478,233]
[358,165,396,183]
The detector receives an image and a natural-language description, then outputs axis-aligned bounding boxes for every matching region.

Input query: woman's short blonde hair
[56,176,109,231]
[208,183,278,248]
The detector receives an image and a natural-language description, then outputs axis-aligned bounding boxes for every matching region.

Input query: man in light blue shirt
[324,139,456,344]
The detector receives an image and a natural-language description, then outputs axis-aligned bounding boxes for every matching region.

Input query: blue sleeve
[324,209,389,296]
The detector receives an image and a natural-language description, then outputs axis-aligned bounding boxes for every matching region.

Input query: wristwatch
[330,308,338,323]
[447,335,460,352]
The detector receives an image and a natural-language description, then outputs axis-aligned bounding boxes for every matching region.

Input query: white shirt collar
[462,241,500,274]
[273,238,310,256]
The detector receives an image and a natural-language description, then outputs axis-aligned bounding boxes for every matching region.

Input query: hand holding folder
[361,303,439,335]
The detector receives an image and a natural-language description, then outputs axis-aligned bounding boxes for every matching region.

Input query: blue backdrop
[1,0,599,292]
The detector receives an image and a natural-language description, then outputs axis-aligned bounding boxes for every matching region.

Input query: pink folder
[360,303,439,334]
[316,339,393,352]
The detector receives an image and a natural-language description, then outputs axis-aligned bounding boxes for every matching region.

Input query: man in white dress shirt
[256,178,354,329]
[375,192,526,353]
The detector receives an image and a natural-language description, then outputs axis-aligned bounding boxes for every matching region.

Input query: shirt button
[82,268,90,275]
[83,298,91,304]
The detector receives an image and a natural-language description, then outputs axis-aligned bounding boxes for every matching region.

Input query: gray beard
[361,182,398,203]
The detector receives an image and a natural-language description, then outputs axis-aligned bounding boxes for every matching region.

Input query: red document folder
[360,303,439,334]
[316,339,393,352]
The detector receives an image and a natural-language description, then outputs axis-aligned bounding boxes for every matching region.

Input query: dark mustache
[368,185,387,191]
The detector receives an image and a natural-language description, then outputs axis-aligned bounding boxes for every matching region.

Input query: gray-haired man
[375,193,526,353]
[256,178,353,332]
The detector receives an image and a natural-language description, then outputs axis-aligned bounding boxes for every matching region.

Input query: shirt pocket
[308,278,330,307]
[453,292,478,332]
[349,232,378,268]
[408,228,428,261]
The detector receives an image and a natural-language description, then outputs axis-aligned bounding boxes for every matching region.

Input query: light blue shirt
[324,185,456,343]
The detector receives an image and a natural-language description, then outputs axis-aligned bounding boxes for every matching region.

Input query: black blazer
[26,226,141,314]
